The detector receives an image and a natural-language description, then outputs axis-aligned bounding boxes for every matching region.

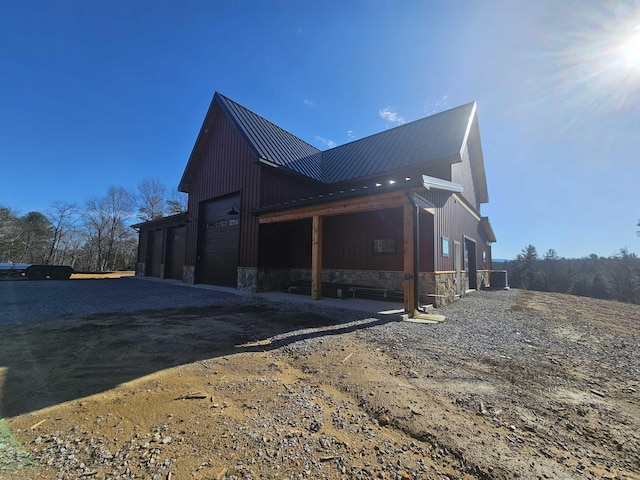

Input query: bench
[284,281,404,303]
[348,286,404,303]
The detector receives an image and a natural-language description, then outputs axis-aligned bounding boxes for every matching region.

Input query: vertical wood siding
[184,104,261,268]
[323,209,404,271]
[451,145,479,211]
[260,168,325,206]
[424,190,492,272]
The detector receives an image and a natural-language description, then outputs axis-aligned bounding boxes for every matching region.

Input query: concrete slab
[128,276,407,318]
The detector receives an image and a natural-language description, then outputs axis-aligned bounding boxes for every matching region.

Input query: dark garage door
[165,225,186,280]
[146,230,163,277]
[197,195,240,287]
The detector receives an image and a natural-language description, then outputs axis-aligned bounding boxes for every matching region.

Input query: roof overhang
[131,212,188,230]
[480,216,497,243]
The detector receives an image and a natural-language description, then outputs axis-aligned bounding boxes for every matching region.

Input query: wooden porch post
[311,215,323,300]
[403,202,416,315]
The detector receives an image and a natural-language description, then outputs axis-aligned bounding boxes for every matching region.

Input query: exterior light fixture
[389,180,396,185]
[227,203,240,215]
[179,212,193,226]
[405,177,411,181]
[375,183,382,187]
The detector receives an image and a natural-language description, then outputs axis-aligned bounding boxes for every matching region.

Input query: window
[372,237,396,254]
[442,236,450,257]
[206,218,240,229]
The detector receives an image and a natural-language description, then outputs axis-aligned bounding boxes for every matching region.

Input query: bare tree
[44,201,78,265]
[84,187,135,271]
[136,178,166,221]
[166,188,188,215]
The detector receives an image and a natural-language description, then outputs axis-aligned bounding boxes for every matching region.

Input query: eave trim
[422,175,464,193]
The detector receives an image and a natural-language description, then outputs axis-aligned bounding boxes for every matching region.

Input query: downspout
[405,192,422,313]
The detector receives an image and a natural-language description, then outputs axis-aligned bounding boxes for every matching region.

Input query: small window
[372,237,396,254]
[442,236,450,257]
[482,250,487,263]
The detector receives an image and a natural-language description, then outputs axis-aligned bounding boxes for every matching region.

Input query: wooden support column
[311,215,323,300]
[403,202,416,315]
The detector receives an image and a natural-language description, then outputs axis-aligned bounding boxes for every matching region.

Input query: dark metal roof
[131,212,188,229]
[216,94,325,181]
[181,93,483,191]
[322,102,476,183]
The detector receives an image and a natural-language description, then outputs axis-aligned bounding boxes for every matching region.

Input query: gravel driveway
[0,278,236,325]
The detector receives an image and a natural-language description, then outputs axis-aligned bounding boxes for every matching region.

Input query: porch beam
[259,191,407,224]
[311,215,323,300]
[403,202,417,315]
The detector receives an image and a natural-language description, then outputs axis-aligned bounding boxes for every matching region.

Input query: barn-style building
[133,92,496,314]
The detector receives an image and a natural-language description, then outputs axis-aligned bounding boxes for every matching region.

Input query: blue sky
[1,0,639,259]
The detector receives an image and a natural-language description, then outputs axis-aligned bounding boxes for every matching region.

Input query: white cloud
[423,94,450,115]
[378,106,406,125]
[303,99,315,107]
[346,130,356,140]
[315,135,337,148]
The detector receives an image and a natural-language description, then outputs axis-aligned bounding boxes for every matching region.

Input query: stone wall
[135,263,146,276]
[255,268,405,293]
[477,270,491,289]
[182,265,195,285]
[237,267,258,293]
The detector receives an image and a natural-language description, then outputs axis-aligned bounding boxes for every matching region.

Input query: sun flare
[618,29,640,69]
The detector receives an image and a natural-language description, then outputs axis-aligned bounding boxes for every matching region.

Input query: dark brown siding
[258,219,312,268]
[423,191,492,272]
[147,230,163,277]
[137,231,148,264]
[323,209,404,270]
[165,226,186,280]
[418,210,435,272]
[184,104,261,269]
[260,167,324,206]
[451,147,479,211]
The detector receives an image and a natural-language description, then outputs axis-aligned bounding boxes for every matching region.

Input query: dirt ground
[69,271,135,279]
[1,290,638,480]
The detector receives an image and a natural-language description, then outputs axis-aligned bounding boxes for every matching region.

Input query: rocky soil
[1,289,638,480]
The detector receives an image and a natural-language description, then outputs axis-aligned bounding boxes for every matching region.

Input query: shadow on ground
[0,300,391,418]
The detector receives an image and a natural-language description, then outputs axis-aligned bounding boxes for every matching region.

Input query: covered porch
[256,189,441,316]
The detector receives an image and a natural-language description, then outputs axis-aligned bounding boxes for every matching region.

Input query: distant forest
[0,179,186,272]
[494,245,640,305]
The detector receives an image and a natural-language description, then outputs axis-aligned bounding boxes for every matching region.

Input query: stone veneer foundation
[256,268,407,294]
[182,265,195,284]
[237,267,258,292]
[179,265,491,308]
[135,262,146,277]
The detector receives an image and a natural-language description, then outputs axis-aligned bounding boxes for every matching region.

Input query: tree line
[495,245,640,304]
[0,179,186,272]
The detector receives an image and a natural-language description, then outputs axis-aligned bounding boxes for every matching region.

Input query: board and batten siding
[260,167,325,206]
[451,145,479,211]
[420,191,491,272]
[184,104,261,268]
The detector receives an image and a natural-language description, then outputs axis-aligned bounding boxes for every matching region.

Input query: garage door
[146,230,163,277]
[197,194,240,287]
[164,225,186,280]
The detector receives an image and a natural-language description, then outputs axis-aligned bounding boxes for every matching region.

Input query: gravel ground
[2,288,639,479]
[0,278,236,325]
